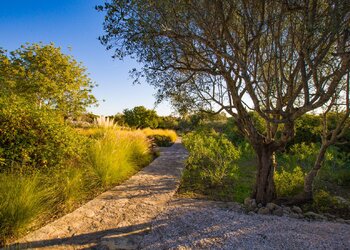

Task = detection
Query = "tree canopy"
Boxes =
[123,106,159,128]
[0,43,97,118]
[98,0,350,203]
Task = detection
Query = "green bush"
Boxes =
[319,147,350,186]
[0,96,86,172]
[312,190,350,219]
[148,135,173,147]
[275,166,305,197]
[182,130,240,189]
[278,142,319,172]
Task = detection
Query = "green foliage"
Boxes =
[290,114,322,146]
[149,135,173,147]
[278,143,319,172]
[158,116,179,130]
[278,143,350,188]
[182,130,240,189]
[312,190,350,219]
[123,106,159,128]
[222,117,245,144]
[318,147,350,186]
[274,166,305,197]
[0,43,96,118]
[177,112,228,132]
[0,96,86,171]
[50,167,87,212]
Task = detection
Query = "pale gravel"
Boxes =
[140,198,350,250]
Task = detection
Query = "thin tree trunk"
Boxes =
[253,144,277,204]
[303,144,328,201]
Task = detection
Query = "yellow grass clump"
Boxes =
[142,128,177,142]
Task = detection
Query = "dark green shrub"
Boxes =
[318,147,350,186]
[278,142,319,172]
[312,190,350,219]
[123,106,159,128]
[148,135,173,147]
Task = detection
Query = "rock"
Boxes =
[273,208,284,217]
[304,211,327,221]
[258,203,263,208]
[283,206,292,214]
[248,211,256,216]
[334,196,350,206]
[336,218,345,223]
[258,207,270,215]
[344,220,350,225]
[292,206,303,214]
[288,213,300,219]
[244,197,251,206]
[244,197,257,211]
[266,203,277,211]
[323,213,336,220]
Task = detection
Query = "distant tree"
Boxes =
[112,113,126,126]
[123,106,159,128]
[99,0,350,203]
[0,43,97,118]
[158,116,179,130]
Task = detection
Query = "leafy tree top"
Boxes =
[0,43,97,118]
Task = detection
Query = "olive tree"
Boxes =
[98,0,350,204]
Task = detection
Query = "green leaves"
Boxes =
[123,106,159,128]
[183,130,240,188]
[0,43,97,119]
[0,96,87,172]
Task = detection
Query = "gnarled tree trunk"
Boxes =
[253,144,277,204]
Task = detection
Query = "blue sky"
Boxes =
[0,0,173,116]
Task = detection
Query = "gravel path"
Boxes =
[8,140,188,250]
[141,198,350,250]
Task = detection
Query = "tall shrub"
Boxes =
[183,130,240,188]
[0,96,86,172]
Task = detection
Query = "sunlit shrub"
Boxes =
[183,130,240,188]
[274,166,305,197]
[0,96,85,171]
[142,128,177,147]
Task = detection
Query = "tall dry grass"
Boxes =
[87,129,152,187]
